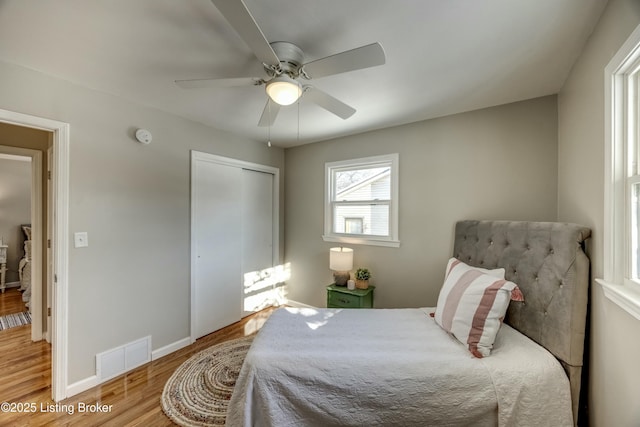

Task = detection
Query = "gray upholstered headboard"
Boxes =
[453,220,591,422]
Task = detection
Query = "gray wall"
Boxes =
[0,60,285,384]
[0,157,31,283]
[557,0,640,425]
[284,96,558,308]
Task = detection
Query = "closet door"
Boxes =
[241,169,274,315]
[191,152,278,340]
[192,159,242,339]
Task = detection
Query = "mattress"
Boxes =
[227,307,573,427]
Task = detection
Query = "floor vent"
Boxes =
[96,336,151,382]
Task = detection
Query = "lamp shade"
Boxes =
[266,75,302,106]
[329,247,353,271]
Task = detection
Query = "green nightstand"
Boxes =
[326,284,375,308]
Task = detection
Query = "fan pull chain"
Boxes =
[297,97,300,145]
[267,100,272,148]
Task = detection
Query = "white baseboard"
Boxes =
[66,375,99,398]
[285,299,317,309]
[64,336,191,399]
[66,316,289,400]
[152,337,190,361]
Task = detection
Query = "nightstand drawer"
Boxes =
[328,290,361,308]
[326,284,374,308]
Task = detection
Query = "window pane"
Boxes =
[632,182,640,280]
[324,153,399,246]
[334,204,389,236]
[334,167,390,201]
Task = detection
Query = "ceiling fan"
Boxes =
[175,0,386,127]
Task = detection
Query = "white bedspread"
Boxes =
[227,307,572,427]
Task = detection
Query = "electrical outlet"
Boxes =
[74,232,89,248]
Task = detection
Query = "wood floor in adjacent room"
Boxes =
[0,291,276,426]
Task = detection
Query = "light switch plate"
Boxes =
[74,232,89,248]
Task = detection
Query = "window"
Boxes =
[623,65,640,286]
[323,154,399,247]
[599,23,640,320]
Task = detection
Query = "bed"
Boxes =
[227,220,591,426]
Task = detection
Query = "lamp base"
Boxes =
[333,271,350,286]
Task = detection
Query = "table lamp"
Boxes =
[330,247,353,286]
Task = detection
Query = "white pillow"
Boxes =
[470,265,505,279]
[434,258,522,358]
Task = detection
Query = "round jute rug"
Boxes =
[161,336,254,426]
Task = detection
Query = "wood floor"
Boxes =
[0,291,276,426]
[0,287,28,317]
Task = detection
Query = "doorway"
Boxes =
[0,109,69,402]
[190,151,280,341]
[0,146,43,344]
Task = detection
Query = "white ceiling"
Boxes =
[0,0,607,148]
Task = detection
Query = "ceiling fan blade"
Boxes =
[211,0,280,67]
[258,99,281,127]
[175,77,258,89]
[302,42,386,79]
[303,86,356,119]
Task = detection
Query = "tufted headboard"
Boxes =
[453,220,591,422]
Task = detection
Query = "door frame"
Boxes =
[47,146,53,342]
[190,150,279,343]
[0,109,69,402]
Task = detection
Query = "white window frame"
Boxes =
[598,23,640,321]
[323,153,400,247]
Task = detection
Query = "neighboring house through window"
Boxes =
[323,153,399,247]
[345,217,364,234]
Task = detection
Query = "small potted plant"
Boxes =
[355,268,371,290]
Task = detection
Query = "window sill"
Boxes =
[596,278,640,321]
[322,235,400,248]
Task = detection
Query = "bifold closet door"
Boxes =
[193,160,242,339]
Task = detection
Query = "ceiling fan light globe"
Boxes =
[266,77,302,106]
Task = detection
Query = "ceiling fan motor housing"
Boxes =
[269,41,304,77]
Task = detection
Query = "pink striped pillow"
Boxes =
[434,258,523,358]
